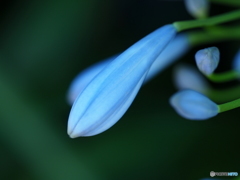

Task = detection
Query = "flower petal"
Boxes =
[145,33,189,81]
[66,55,117,105]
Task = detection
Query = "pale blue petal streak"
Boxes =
[67,34,189,105]
[66,55,118,104]
[145,33,189,81]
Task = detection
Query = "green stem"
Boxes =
[207,86,240,103]
[218,98,240,113]
[207,70,239,82]
[210,0,240,6]
[188,25,240,46]
[173,9,240,32]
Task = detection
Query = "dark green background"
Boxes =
[0,0,239,179]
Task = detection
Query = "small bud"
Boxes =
[195,47,220,75]
[170,89,219,120]
[184,0,210,19]
[232,49,240,72]
[173,64,209,94]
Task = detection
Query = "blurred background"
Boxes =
[0,0,239,179]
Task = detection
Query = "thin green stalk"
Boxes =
[207,71,239,82]
[188,25,240,46]
[173,9,240,32]
[207,86,240,103]
[218,98,240,113]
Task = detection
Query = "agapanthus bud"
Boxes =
[232,49,240,72]
[170,89,219,120]
[184,0,209,19]
[173,64,210,93]
[68,24,177,137]
[195,47,220,75]
[67,34,189,105]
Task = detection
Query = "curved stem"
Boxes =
[207,71,239,82]
[173,9,240,32]
[188,25,240,46]
[207,86,240,103]
[218,98,240,113]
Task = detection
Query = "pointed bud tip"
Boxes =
[68,128,85,138]
[69,134,78,139]
[67,128,77,138]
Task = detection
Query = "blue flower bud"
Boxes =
[195,47,220,75]
[170,90,219,120]
[68,24,177,137]
[232,49,240,72]
[66,55,117,105]
[67,34,189,105]
[184,0,209,19]
[173,64,210,94]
